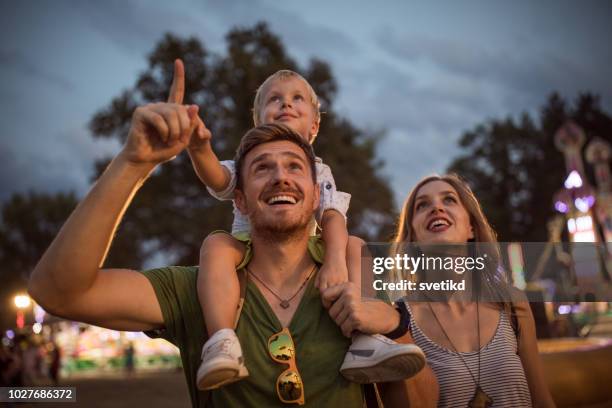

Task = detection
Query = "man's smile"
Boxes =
[261,187,303,209]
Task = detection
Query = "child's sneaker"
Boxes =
[340,333,425,383]
[196,328,249,390]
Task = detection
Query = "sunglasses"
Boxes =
[267,327,305,405]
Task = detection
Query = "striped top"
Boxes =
[407,304,532,408]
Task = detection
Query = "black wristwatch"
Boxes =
[383,300,410,340]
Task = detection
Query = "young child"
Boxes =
[187,70,424,390]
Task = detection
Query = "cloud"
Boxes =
[339,61,493,136]
[330,61,487,206]
[0,126,120,202]
[374,27,612,110]
[71,0,218,55]
[185,0,361,63]
[0,49,74,92]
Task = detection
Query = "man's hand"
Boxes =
[321,282,399,337]
[119,59,200,166]
[165,58,212,154]
[316,256,349,291]
[188,115,213,153]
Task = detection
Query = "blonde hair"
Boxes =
[252,70,321,140]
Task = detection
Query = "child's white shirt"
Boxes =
[207,157,351,234]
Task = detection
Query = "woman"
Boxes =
[393,174,555,408]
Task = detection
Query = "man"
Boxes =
[29,60,437,407]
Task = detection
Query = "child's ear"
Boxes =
[235,189,248,214]
[310,118,320,142]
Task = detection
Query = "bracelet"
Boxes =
[383,300,410,340]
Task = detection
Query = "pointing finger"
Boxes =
[167,59,185,104]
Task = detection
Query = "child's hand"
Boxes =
[316,257,349,292]
[187,116,212,153]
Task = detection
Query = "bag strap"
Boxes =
[364,384,381,408]
[233,268,248,329]
[509,302,520,345]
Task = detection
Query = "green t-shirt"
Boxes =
[142,236,364,407]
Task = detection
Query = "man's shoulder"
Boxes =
[307,235,325,264]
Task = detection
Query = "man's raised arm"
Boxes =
[28,60,198,331]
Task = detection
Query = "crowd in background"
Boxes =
[0,335,61,386]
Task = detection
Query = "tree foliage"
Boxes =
[89,22,396,267]
[0,192,78,279]
[448,93,612,242]
[0,192,78,330]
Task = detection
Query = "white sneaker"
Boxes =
[340,333,425,383]
[196,328,249,390]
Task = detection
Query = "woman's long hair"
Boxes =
[392,173,513,303]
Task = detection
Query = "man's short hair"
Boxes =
[234,123,317,190]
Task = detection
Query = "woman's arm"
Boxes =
[378,329,439,408]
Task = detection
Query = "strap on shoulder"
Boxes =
[510,302,520,342]
[233,269,248,329]
[364,384,382,408]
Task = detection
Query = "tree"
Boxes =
[89,22,396,268]
[448,92,612,242]
[0,192,78,331]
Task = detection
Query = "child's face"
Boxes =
[259,77,319,143]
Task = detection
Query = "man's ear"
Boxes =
[312,182,320,212]
[235,189,248,214]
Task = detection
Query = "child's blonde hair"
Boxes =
[252,70,321,140]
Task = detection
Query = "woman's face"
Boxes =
[410,180,474,244]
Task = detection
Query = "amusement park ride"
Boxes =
[523,121,612,338]
[511,122,612,407]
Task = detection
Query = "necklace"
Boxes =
[247,264,317,309]
[427,302,493,408]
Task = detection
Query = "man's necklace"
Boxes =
[246,265,317,309]
[427,302,493,408]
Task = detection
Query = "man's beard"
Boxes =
[247,184,314,243]
[251,209,313,243]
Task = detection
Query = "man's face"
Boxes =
[235,140,319,240]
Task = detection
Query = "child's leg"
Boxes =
[196,232,247,390]
[197,233,245,335]
[342,236,426,384]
